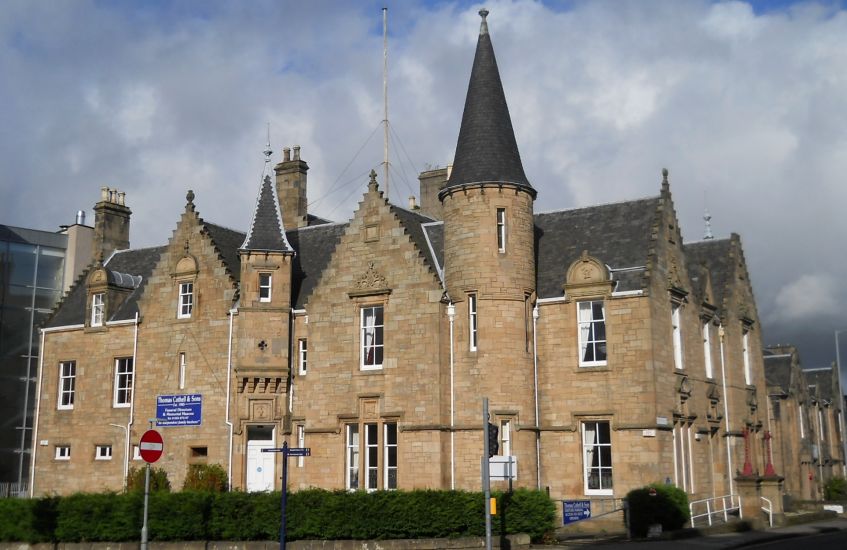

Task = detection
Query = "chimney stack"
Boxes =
[274,145,309,229]
[93,186,131,261]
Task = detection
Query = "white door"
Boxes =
[246,439,275,492]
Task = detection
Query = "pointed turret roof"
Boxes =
[240,175,294,253]
[442,9,534,196]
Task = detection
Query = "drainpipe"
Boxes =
[447,302,456,490]
[125,312,140,488]
[225,308,237,491]
[719,324,734,495]
[532,304,541,490]
[29,329,47,497]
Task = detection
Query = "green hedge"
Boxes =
[626,483,690,538]
[0,488,554,543]
[824,476,847,501]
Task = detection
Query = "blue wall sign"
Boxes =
[562,500,591,524]
[156,394,202,426]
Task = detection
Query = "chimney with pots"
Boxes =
[274,145,309,229]
[93,187,131,261]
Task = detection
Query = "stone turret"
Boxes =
[440,9,538,487]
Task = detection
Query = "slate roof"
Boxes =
[420,197,660,299]
[287,222,347,309]
[390,205,439,278]
[240,176,293,253]
[806,369,835,401]
[444,10,532,195]
[685,239,733,312]
[46,246,166,328]
[534,198,659,298]
[764,354,793,394]
[204,222,246,282]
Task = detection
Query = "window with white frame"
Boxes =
[113,357,133,407]
[298,339,308,375]
[672,303,683,369]
[346,424,360,490]
[582,420,613,495]
[95,445,112,460]
[496,208,506,253]
[469,293,478,352]
[178,282,193,319]
[297,424,306,468]
[259,273,272,302]
[703,321,713,379]
[57,361,76,409]
[346,420,398,491]
[578,301,607,366]
[500,419,512,456]
[742,329,751,385]
[178,352,186,389]
[91,293,104,327]
[361,306,384,370]
[55,446,70,460]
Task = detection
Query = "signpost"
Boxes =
[262,441,310,550]
[562,500,592,525]
[139,427,163,550]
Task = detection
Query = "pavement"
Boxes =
[529,516,847,549]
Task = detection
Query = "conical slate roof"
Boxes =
[240,175,293,253]
[443,9,533,195]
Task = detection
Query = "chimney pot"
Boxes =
[293,145,300,161]
[76,210,85,225]
[409,196,416,209]
[283,147,291,162]
[101,187,109,201]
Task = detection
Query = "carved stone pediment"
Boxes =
[355,261,387,290]
[564,251,613,298]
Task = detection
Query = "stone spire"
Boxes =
[441,9,533,196]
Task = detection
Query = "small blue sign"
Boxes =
[156,394,202,426]
[562,500,591,524]
[287,447,311,457]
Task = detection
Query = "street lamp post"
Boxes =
[836,331,847,477]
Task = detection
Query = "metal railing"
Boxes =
[689,494,742,527]
[761,496,773,527]
[0,482,28,498]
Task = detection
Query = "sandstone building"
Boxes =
[31,11,837,521]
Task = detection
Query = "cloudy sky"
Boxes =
[2,0,846,376]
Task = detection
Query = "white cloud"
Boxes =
[771,274,840,322]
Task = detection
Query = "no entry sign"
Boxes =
[139,429,163,463]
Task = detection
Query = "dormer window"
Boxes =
[91,293,105,327]
[178,282,194,319]
[259,273,272,302]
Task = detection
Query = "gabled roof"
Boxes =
[240,175,293,254]
[390,205,440,280]
[764,354,793,394]
[443,10,532,195]
[805,368,835,402]
[287,222,347,309]
[46,246,166,328]
[204,222,246,283]
[684,238,733,313]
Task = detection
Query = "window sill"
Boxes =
[359,367,384,374]
[576,365,610,373]
[113,403,131,409]
[57,406,74,411]
[585,489,613,496]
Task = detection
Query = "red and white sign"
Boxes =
[139,429,163,463]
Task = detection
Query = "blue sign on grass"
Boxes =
[562,500,591,524]
[156,394,202,426]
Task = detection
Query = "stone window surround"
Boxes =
[344,419,398,491]
[57,360,76,410]
[178,281,194,319]
[259,272,272,303]
[577,300,607,367]
[496,207,506,253]
[581,418,613,496]
[54,445,70,460]
[468,292,478,352]
[298,338,307,375]
[113,357,133,408]
[95,445,113,460]
[91,292,105,327]
[360,304,385,371]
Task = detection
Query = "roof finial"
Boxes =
[661,168,669,192]
[263,123,272,165]
[479,8,489,35]
[703,208,714,240]
[186,189,195,212]
[368,169,379,191]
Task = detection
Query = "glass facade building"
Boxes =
[0,226,67,486]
